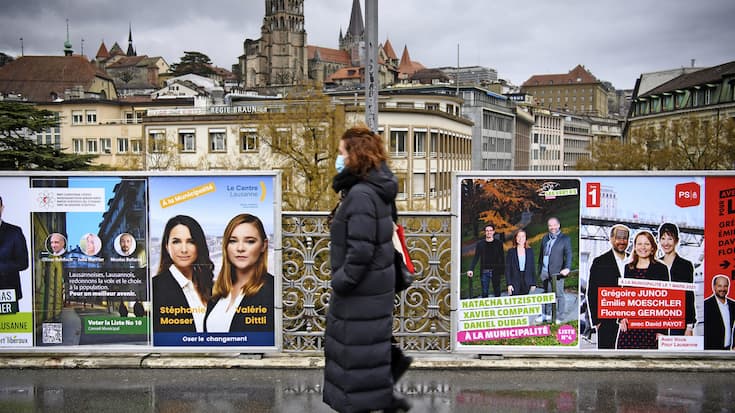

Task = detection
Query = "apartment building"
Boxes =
[521,65,609,116]
[529,108,564,171]
[331,86,473,211]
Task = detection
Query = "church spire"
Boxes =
[347,0,364,37]
[64,18,73,56]
[126,22,136,56]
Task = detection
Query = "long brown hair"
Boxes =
[628,231,658,269]
[157,215,213,303]
[341,125,387,177]
[513,229,529,248]
[212,213,269,300]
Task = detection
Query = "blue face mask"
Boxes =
[335,155,345,173]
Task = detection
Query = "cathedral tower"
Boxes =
[241,0,308,88]
[339,0,364,66]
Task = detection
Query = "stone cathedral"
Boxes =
[239,0,309,88]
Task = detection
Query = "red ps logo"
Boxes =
[675,182,700,208]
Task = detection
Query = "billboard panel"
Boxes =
[454,173,735,354]
[579,176,704,351]
[0,177,33,348]
[148,175,280,350]
[455,177,581,350]
[30,176,149,347]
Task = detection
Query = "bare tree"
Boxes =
[258,82,344,210]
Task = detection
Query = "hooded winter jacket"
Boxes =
[323,162,398,413]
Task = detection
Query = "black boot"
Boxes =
[384,393,412,412]
[391,343,413,382]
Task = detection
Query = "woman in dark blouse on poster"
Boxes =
[153,215,214,334]
[505,229,537,296]
[616,231,670,350]
[658,222,696,336]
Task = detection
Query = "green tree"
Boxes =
[577,115,735,170]
[0,102,95,170]
[259,82,343,211]
[170,51,215,77]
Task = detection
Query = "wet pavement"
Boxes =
[0,367,732,412]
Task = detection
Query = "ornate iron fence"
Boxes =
[281,212,453,353]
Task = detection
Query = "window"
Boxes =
[676,93,684,108]
[125,112,134,124]
[73,138,83,153]
[35,116,61,149]
[178,130,196,152]
[72,111,84,125]
[412,172,425,198]
[209,129,226,152]
[430,132,438,156]
[425,102,439,111]
[86,111,97,124]
[131,139,142,153]
[117,138,129,153]
[100,138,112,154]
[272,128,291,149]
[390,129,407,155]
[149,130,165,153]
[396,173,407,200]
[413,130,426,157]
[704,88,712,105]
[86,138,98,153]
[240,129,258,152]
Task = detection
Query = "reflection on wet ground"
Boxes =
[0,368,732,412]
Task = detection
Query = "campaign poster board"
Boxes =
[579,176,704,352]
[0,177,33,347]
[148,174,281,351]
[453,172,735,354]
[453,176,581,351]
[30,176,149,347]
[704,176,735,351]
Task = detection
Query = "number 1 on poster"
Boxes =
[586,182,601,208]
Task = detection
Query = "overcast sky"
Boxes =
[1,0,734,90]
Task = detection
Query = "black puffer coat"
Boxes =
[323,163,398,413]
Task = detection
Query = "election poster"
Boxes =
[0,177,33,348]
[703,176,735,351]
[30,176,149,347]
[579,176,705,351]
[455,177,581,350]
[148,174,280,350]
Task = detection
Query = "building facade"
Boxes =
[239,0,309,88]
[457,87,515,170]
[437,65,498,87]
[513,105,534,171]
[35,98,192,169]
[331,87,473,211]
[521,65,609,116]
[625,60,735,168]
[562,115,592,170]
[529,108,564,171]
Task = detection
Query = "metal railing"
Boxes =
[281,212,453,353]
